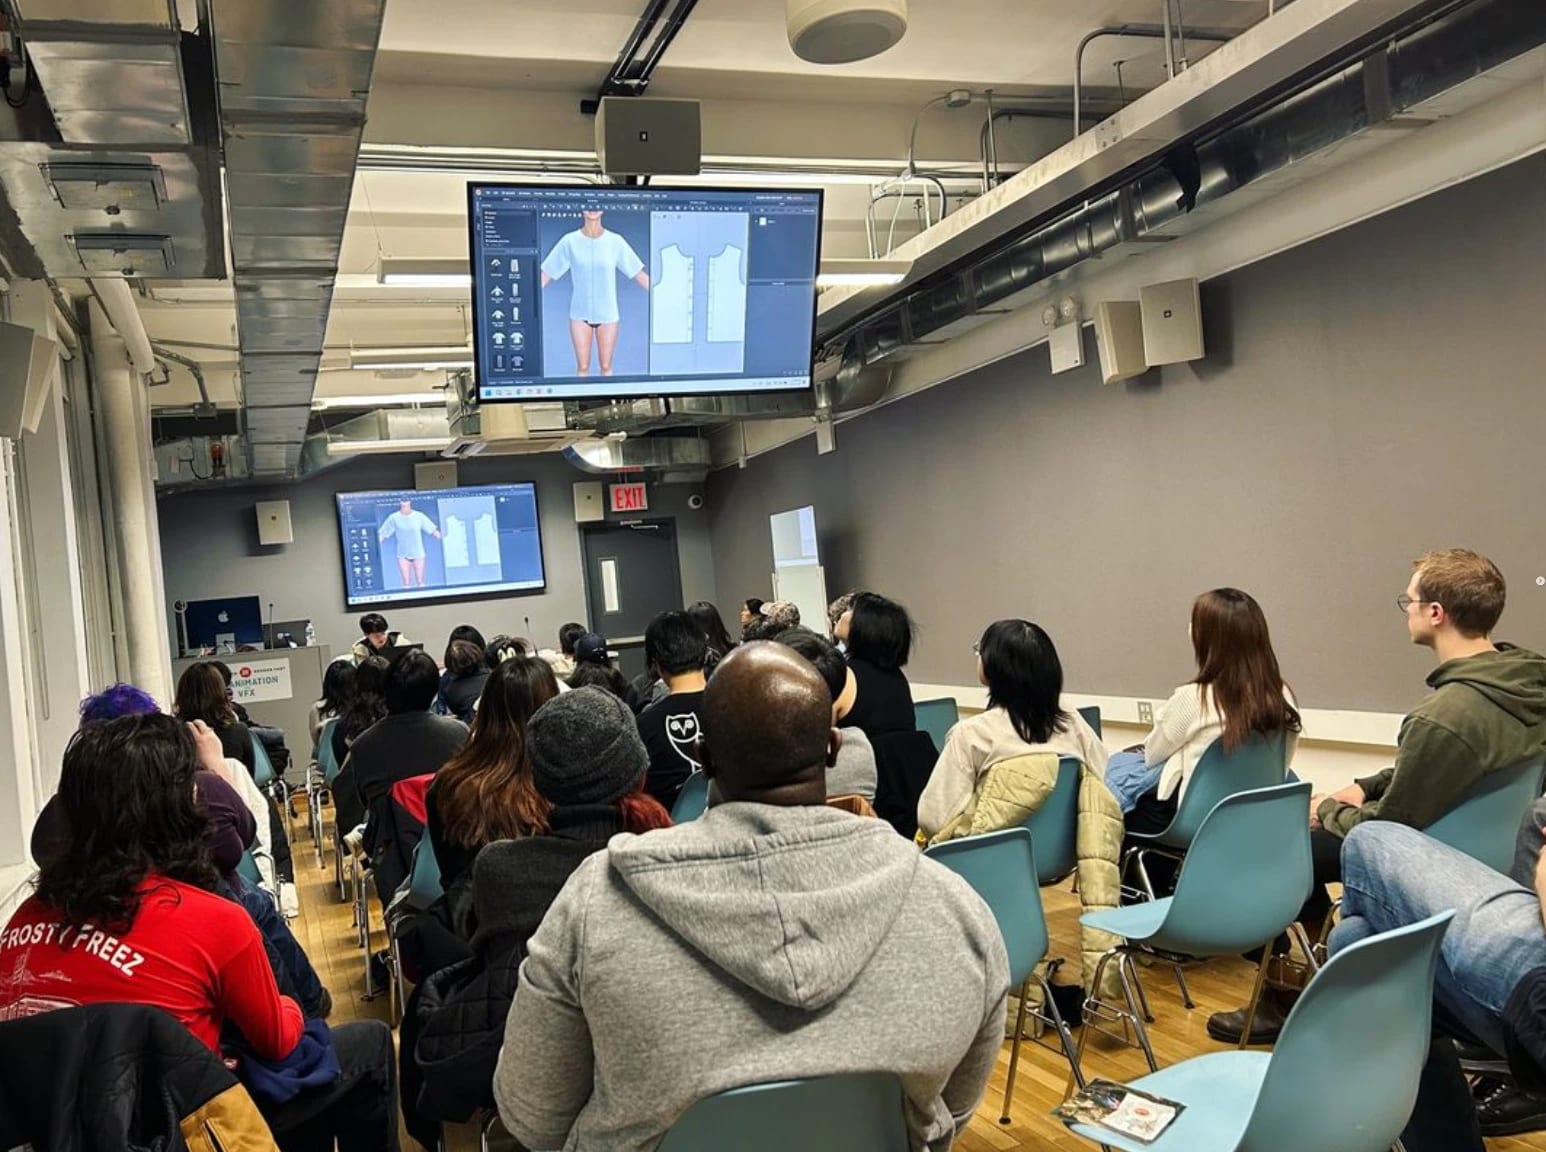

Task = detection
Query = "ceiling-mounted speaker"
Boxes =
[0,320,58,438]
[1094,301,1147,385]
[1141,278,1206,366]
[596,97,701,177]
[786,0,908,64]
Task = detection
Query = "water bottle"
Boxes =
[304,621,317,647]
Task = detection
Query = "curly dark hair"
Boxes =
[341,654,390,743]
[35,714,219,933]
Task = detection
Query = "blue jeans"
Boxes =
[1329,822,1546,1056]
[236,878,326,1016]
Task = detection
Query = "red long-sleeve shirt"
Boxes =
[0,876,303,1059]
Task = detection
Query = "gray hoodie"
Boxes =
[494,803,1009,1152]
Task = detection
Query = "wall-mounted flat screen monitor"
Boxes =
[467,182,823,403]
[336,483,545,608]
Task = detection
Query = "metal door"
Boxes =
[579,518,682,680]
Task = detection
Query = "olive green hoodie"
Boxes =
[1318,644,1546,837]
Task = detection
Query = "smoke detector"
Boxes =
[786,0,908,65]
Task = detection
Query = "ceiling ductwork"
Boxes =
[815,0,1546,369]
[563,436,712,481]
[209,0,388,477]
[0,2,223,280]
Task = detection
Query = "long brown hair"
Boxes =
[435,656,559,849]
[174,662,235,729]
[1191,588,1301,751]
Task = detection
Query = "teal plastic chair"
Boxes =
[1124,732,1288,900]
[318,718,341,785]
[251,735,276,788]
[672,771,711,823]
[914,697,960,754]
[1080,782,1315,1071]
[656,1074,909,1152]
[1077,705,1102,738]
[1067,911,1453,1152]
[235,850,262,888]
[926,827,1085,1122]
[387,836,446,1024]
[1424,756,1546,874]
[1020,756,1080,884]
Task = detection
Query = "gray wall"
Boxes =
[707,156,1546,713]
[159,453,715,659]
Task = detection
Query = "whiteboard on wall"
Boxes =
[772,564,829,636]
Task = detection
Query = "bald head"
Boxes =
[701,642,835,804]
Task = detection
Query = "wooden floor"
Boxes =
[286,799,1546,1151]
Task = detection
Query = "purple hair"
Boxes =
[79,683,161,726]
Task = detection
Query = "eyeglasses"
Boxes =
[1396,596,1437,613]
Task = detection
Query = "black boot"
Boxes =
[1206,985,1296,1045]
[1475,1078,1546,1137]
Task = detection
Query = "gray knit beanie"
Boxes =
[527,686,648,805]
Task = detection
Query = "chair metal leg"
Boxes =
[389,929,405,1026]
[1032,971,1086,1092]
[1239,944,1275,1050]
[480,1111,500,1152]
[1314,898,1341,965]
[1168,959,1194,1010]
[1072,951,1119,1093]
[1288,921,1323,974]
[1000,977,1031,1124]
[1117,952,1159,1072]
[1133,850,1159,901]
[1131,957,1154,1022]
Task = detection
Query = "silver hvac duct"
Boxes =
[562,437,712,475]
[209,0,388,477]
[827,0,1546,368]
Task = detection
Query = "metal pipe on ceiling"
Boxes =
[151,344,211,407]
[1072,24,1235,136]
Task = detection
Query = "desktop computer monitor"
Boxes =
[183,595,265,654]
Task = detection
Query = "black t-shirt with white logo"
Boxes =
[637,690,705,809]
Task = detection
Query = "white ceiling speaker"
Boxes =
[786,0,908,64]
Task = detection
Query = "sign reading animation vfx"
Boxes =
[231,658,293,703]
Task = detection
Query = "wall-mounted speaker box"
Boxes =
[255,500,294,546]
[573,481,605,524]
[596,97,702,177]
[415,460,458,490]
[1141,278,1206,366]
[1048,321,1086,375]
[0,319,59,438]
[1094,301,1147,384]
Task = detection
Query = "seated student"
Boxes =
[351,612,411,663]
[741,599,800,642]
[0,715,398,1152]
[405,686,672,1147]
[309,658,354,758]
[484,634,529,668]
[1120,588,1300,836]
[436,638,490,724]
[329,654,389,842]
[919,619,1110,840]
[426,655,560,894]
[494,644,1008,1152]
[346,651,468,816]
[827,591,855,645]
[836,592,918,739]
[33,685,332,1020]
[834,592,937,836]
[687,601,737,673]
[635,611,710,808]
[736,597,764,639]
[175,661,256,774]
[1212,549,1546,1043]
[1329,815,1546,1150]
[773,627,877,800]
[539,622,587,680]
[570,632,643,712]
[208,661,288,766]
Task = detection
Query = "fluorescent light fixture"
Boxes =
[326,436,452,456]
[816,258,911,287]
[349,346,473,371]
[377,259,472,287]
[312,391,446,410]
